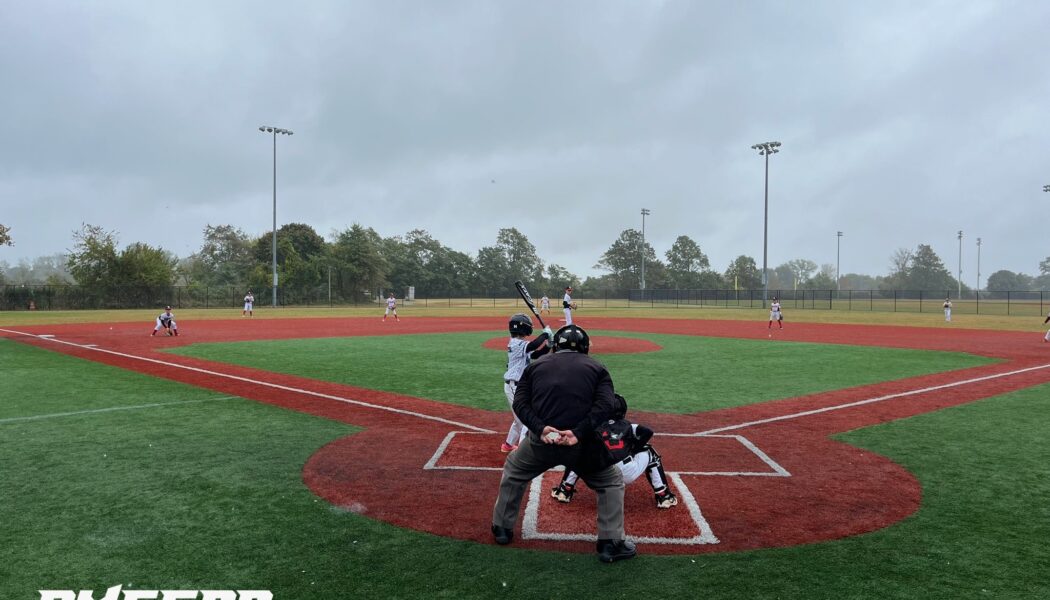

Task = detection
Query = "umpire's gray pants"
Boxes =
[492,433,625,540]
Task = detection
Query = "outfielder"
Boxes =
[500,314,552,453]
[768,297,783,330]
[943,298,952,322]
[1043,311,1049,343]
[551,394,678,509]
[383,293,400,322]
[243,290,255,317]
[151,306,178,336]
[562,286,575,325]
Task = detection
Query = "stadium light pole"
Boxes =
[957,230,963,298]
[258,125,293,308]
[976,237,982,292]
[751,141,781,307]
[836,231,843,291]
[640,208,650,290]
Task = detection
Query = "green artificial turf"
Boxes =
[2,338,1048,599]
[166,331,995,414]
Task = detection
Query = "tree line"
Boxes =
[1,221,1049,296]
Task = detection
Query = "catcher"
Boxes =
[551,394,678,509]
[151,306,179,337]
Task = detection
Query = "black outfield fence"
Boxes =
[2,284,1046,317]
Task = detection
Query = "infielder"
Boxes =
[943,298,952,322]
[383,293,400,322]
[551,394,678,509]
[768,297,783,330]
[500,314,552,453]
[151,306,179,336]
[539,295,551,316]
[242,290,254,317]
[562,286,575,325]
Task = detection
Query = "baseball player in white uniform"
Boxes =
[562,286,575,325]
[383,293,400,322]
[242,291,254,317]
[501,314,552,452]
[1043,311,1049,343]
[943,298,952,322]
[151,306,178,336]
[552,394,678,509]
[540,295,551,316]
[768,297,783,330]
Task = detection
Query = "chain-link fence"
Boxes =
[2,284,1047,316]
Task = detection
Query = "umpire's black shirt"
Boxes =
[512,350,617,442]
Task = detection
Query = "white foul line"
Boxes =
[696,362,1050,436]
[0,396,237,425]
[0,328,494,434]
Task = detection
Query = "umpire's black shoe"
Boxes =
[597,539,637,563]
[491,524,513,545]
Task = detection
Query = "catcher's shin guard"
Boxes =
[643,445,670,492]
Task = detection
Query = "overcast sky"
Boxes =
[2,1,1048,284]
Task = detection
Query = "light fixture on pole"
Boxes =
[640,208,650,290]
[751,141,781,307]
[956,230,963,298]
[258,125,294,308]
[1044,185,1050,193]
[976,237,982,292]
[836,231,843,291]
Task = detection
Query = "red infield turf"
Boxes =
[3,316,1049,555]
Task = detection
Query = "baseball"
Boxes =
[546,431,560,441]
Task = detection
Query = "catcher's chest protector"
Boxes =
[597,419,634,463]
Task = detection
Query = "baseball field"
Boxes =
[2,306,1049,599]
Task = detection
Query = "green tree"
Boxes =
[785,259,818,285]
[881,248,914,291]
[594,229,662,289]
[251,223,328,298]
[840,273,879,290]
[905,244,955,291]
[986,270,1032,292]
[331,224,388,301]
[545,264,579,291]
[0,224,12,246]
[186,225,254,287]
[802,264,837,290]
[664,235,710,289]
[115,243,179,287]
[474,228,544,293]
[66,224,120,293]
[381,230,471,296]
[724,255,760,289]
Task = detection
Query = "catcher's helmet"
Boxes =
[553,324,589,354]
[612,393,628,420]
[509,313,533,336]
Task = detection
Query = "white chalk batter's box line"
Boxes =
[423,430,790,546]
[423,430,791,477]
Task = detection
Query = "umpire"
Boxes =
[490,324,636,563]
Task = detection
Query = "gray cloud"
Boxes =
[2,0,1048,282]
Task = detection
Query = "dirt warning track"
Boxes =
[4,316,1049,554]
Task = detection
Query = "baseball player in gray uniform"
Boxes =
[500,314,552,452]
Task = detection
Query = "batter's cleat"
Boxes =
[500,442,517,453]
[654,489,678,509]
[551,482,575,503]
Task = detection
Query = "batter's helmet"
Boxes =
[509,313,533,336]
[553,324,589,354]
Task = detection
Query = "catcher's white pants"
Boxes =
[564,450,659,487]
[504,381,526,446]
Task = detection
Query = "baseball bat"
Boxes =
[514,280,547,330]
